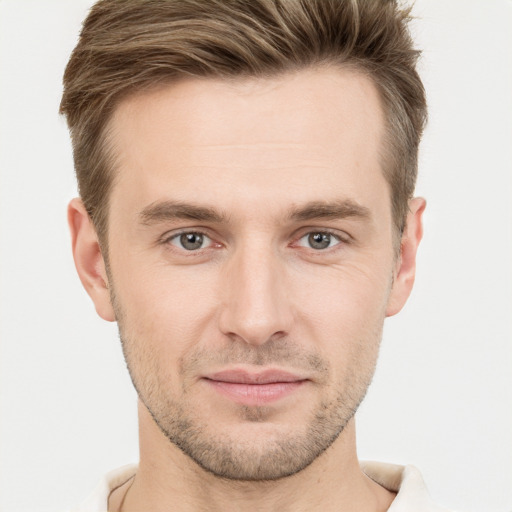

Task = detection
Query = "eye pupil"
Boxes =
[308,232,331,249]
[180,233,204,250]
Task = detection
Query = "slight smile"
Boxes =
[203,369,309,406]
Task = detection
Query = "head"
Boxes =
[63,0,426,481]
[61,0,426,249]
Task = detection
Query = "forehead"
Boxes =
[107,67,388,222]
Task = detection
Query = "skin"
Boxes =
[69,67,425,511]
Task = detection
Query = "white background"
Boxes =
[0,1,511,511]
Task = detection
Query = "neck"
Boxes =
[111,401,394,512]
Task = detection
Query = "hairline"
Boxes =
[94,62,405,257]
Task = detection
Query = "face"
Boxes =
[71,67,422,481]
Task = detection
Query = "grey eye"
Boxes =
[170,232,209,251]
[309,232,331,249]
[297,232,341,250]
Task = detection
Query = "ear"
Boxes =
[68,198,116,322]
[386,197,426,317]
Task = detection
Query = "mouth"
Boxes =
[202,369,308,406]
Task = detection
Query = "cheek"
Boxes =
[111,241,394,366]
[112,259,220,352]
[112,263,225,402]
[292,262,392,357]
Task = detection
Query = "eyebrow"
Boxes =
[138,198,370,226]
[139,200,228,225]
[287,199,371,222]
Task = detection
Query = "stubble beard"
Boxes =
[116,323,380,482]
[107,263,381,482]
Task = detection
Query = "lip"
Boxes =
[203,369,308,406]
[206,368,306,384]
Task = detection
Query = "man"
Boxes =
[61,1,449,510]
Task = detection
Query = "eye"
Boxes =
[169,232,211,251]
[297,231,342,250]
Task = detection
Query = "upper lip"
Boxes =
[204,368,307,385]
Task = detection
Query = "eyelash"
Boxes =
[162,230,217,252]
[294,230,345,250]
[160,228,351,254]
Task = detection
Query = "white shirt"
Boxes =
[73,461,454,511]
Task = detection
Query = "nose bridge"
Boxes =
[219,237,292,345]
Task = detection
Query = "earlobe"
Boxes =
[386,197,426,317]
[68,198,116,322]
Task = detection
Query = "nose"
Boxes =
[218,242,294,346]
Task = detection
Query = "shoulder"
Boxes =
[361,461,458,512]
[71,463,138,512]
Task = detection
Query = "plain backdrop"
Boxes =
[0,1,511,511]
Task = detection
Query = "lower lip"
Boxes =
[204,379,306,406]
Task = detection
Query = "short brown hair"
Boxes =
[60,0,427,246]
